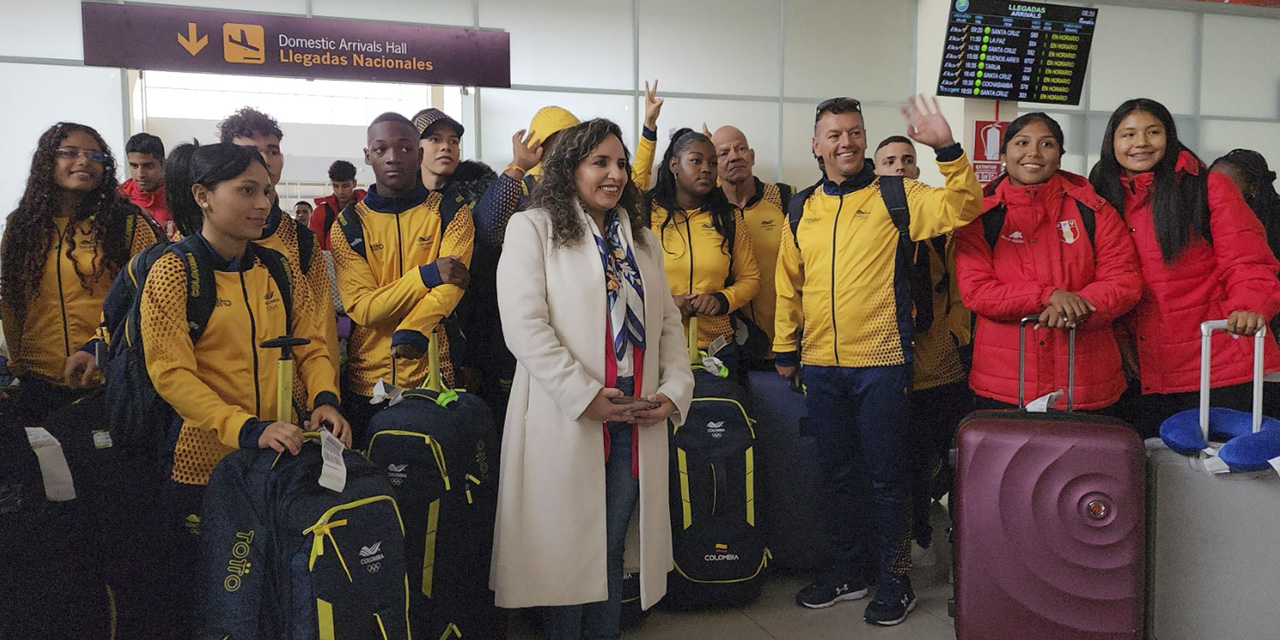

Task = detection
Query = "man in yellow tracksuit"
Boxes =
[874,135,975,568]
[330,112,474,444]
[775,96,982,625]
[710,125,794,364]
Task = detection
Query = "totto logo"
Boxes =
[224,529,254,592]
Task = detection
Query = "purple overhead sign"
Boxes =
[81,3,511,87]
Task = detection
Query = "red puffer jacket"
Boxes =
[1118,151,1280,394]
[955,171,1141,409]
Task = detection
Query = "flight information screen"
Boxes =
[936,0,1098,105]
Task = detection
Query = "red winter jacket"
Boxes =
[1116,151,1280,394]
[955,171,1141,409]
[309,189,366,251]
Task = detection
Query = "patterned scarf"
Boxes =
[589,209,646,360]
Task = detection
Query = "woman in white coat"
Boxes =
[492,118,695,639]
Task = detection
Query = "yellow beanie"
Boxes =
[528,106,579,146]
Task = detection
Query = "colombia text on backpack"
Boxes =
[666,316,769,608]
[365,335,504,639]
[199,431,411,639]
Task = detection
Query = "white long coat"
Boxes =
[490,205,694,610]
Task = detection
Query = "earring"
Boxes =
[200,202,209,208]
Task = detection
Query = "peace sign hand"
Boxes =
[644,79,664,130]
[901,94,957,150]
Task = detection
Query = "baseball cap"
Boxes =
[412,108,465,138]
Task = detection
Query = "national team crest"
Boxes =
[1059,220,1080,244]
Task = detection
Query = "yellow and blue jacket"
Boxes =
[140,235,339,485]
[330,183,474,396]
[774,147,982,369]
[737,178,794,348]
[650,204,761,348]
[911,235,971,390]
[0,206,162,385]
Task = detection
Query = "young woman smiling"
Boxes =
[645,128,760,380]
[955,112,1141,411]
[1,122,162,421]
[1090,98,1280,436]
[140,142,348,635]
[491,118,693,640]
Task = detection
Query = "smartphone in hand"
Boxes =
[610,396,659,410]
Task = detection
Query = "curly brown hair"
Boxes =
[2,122,130,324]
[530,118,645,249]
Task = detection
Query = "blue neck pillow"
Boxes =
[1161,408,1280,472]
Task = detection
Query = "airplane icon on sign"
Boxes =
[223,23,265,64]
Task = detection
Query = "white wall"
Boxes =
[6,0,1280,218]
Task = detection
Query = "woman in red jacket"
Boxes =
[956,112,1141,411]
[1089,98,1280,437]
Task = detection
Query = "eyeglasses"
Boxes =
[815,97,862,121]
[56,147,110,164]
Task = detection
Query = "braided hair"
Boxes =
[1212,149,1280,261]
[645,128,736,256]
[2,122,130,324]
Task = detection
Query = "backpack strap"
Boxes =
[879,176,936,334]
[879,175,910,236]
[786,183,820,247]
[984,201,1097,249]
[295,222,317,276]
[251,244,296,335]
[1076,199,1096,248]
[167,239,218,344]
[336,202,367,260]
[983,205,1007,250]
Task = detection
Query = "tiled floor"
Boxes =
[509,506,958,640]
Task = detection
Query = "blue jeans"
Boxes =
[543,378,640,640]
[804,365,914,584]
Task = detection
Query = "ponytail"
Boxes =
[165,141,267,237]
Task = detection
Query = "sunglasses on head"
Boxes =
[56,147,110,164]
[815,97,862,121]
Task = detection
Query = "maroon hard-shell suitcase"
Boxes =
[953,318,1144,640]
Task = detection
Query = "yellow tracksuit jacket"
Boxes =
[0,208,162,384]
[330,184,474,396]
[911,235,972,390]
[650,204,761,348]
[140,240,338,485]
[255,204,339,388]
[774,152,982,368]
[737,179,793,347]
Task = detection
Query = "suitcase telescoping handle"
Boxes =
[1198,320,1267,440]
[260,335,312,423]
[1018,315,1076,411]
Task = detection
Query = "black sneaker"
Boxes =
[863,575,917,626]
[795,578,868,609]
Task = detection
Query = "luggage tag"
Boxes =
[701,355,729,378]
[707,335,729,357]
[318,429,348,493]
[25,427,76,501]
[1025,390,1063,413]
[370,379,405,407]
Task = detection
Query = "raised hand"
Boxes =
[644,79,664,130]
[901,94,957,150]
[511,129,544,172]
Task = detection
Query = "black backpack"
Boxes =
[667,317,770,608]
[199,432,411,639]
[102,236,294,463]
[365,337,503,640]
